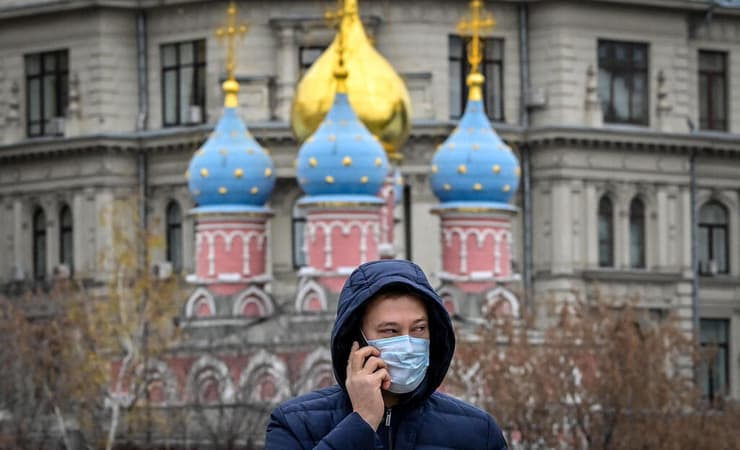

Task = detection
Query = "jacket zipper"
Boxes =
[385,408,392,450]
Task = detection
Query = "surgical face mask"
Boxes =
[363,332,430,394]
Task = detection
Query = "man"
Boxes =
[265,259,507,449]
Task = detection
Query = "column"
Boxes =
[551,180,572,274]
[275,25,297,122]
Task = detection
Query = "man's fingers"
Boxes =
[348,343,379,372]
[372,368,391,386]
[361,356,387,374]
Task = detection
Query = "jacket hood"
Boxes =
[330,260,455,403]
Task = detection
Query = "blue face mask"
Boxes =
[363,332,430,394]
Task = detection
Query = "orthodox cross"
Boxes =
[216,1,248,82]
[457,0,496,75]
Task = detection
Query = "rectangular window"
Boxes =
[449,35,504,121]
[699,50,727,131]
[25,50,68,137]
[161,40,206,127]
[699,319,730,400]
[299,46,326,77]
[598,40,649,125]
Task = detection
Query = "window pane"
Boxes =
[449,61,462,118]
[163,70,177,125]
[699,73,709,129]
[180,42,194,66]
[195,40,206,64]
[631,74,647,122]
[598,68,611,116]
[162,44,177,67]
[487,63,502,120]
[44,52,57,72]
[180,66,194,121]
[449,35,463,59]
[700,202,727,225]
[59,51,68,71]
[698,226,710,272]
[196,67,206,110]
[293,220,306,267]
[28,78,41,123]
[711,76,726,122]
[43,75,58,124]
[713,228,727,273]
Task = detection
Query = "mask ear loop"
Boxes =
[359,329,370,346]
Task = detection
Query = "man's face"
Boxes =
[361,294,430,341]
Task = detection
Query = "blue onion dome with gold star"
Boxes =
[430,73,520,211]
[186,79,276,213]
[296,52,388,205]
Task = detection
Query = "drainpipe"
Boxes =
[136,10,149,249]
[690,150,700,353]
[518,2,534,310]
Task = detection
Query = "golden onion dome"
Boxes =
[291,0,411,161]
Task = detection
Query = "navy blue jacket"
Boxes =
[265,260,508,450]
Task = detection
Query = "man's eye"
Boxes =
[381,329,396,334]
[413,326,426,332]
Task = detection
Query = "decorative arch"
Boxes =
[294,278,327,312]
[483,286,520,319]
[238,350,291,404]
[185,287,216,318]
[185,355,234,404]
[296,347,334,395]
[134,359,178,405]
[436,286,460,316]
[233,285,274,318]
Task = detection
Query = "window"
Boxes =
[59,205,73,273]
[598,40,648,125]
[292,201,307,268]
[699,51,727,131]
[33,208,47,279]
[698,201,729,275]
[449,35,504,121]
[25,50,68,137]
[598,195,614,267]
[166,201,183,272]
[299,46,326,77]
[629,197,645,269]
[699,319,730,400]
[161,40,206,127]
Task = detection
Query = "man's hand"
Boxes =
[345,341,391,430]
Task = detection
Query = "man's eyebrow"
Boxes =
[375,321,400,328]
[412,317,428,324]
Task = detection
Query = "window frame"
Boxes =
[699,318,730,400]
[629,197,646,269]
[161,39,207,127]
[449,35,505,122]
[298,46,326,78]
[598,195,615,268]
[33,207,47,280]
[698,50,728,131]
[165,201,183,272]
[292,200,307,270]
[25,49,69,137]
[597,39,649,126]
[698,201,730,275]
[59,204,73,274]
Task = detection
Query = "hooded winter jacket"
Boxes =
[265,260,508,450]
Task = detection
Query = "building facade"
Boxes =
[1,0,739,421]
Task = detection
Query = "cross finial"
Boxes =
[216,1,248,107]
[457,0,496,76]
[324,0,350,93]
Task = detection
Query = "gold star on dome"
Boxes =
[443,183,452,191]
[200,168,209,177]
[360,175,369,184]
[458,164,467,174]
[185,170,190,179]
[264,167,272,177]
[309,157,318,167]
[343,156,352,166]
[328,134,336,142]
[493,164,501,174]
[503,184,511,192]
[515,166,521,177]
[251,186,259,194]
[218,186,228,194]
[234,168,244,178]
[474,183,483,191]
[472,143,480,150]
[431,165,439,174]
[247,148,255,154]
[375,158,383,167]
[325,175,335,184]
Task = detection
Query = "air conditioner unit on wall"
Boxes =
[189,105,203,124]
[152,261,173,279]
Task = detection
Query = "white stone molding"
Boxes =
[238,349,291,403]
[185,355,235,403]
[296,347,333,395]
[483,286,520,318]
[134,359,179,405]
[185,287,216,318]
[436,285,460,315]
[232,285,274,317]
[294,278,328,312]
[307,218,380,269]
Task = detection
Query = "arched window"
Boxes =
[59,204,73,273]
[33,208,47,279]
[698,201,729,275]
[598,195,614,267]
[166,201,182,272]
[292,200,307,268]
[629,197,645,269]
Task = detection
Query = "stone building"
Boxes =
[1,1,739,433]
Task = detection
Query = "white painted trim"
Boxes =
[238,349,291,403]
[185,287,216,318]
[185,355,235,403]
[296,347,333,395]
[484,286,520,318]
[233,285,274,317]
[294,278,328,312]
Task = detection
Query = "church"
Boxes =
[1,0,739,445]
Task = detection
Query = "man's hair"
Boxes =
[370,282,424,304]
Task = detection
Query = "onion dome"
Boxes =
[291,0,411,161]
[430,73,520,211]
[296,91,388,205]
[187,104,275,213]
